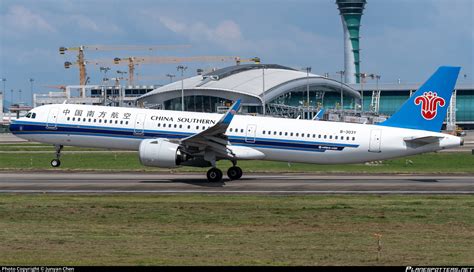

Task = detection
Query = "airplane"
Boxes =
[9,66,463,182]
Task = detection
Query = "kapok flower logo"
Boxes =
[414,91,446,120]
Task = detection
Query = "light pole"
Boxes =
[1,78,6,106]
[1,78,6,94]
[100,67,110,105]
[336,71,345,110]
[19,89,22,103]
[262,65,266,116]
[116,71,127,106]
[10,89,13,105]
[303,67,311,119]
[29,78,34,107]
[166,74,176,83]
[357,72,367,112]
[177,65,187,111]
[371,74,381,112]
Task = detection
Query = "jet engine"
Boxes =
[138,138,187,168]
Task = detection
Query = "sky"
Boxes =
[0,0,473,106]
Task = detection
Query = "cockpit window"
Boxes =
[25,112,36,119]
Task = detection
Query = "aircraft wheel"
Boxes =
[51,159,61,168]
[207,168,223,182]
[227,166,243,180]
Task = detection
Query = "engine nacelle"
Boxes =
[138,138,185,168]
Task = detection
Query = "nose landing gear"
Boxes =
[51,145,63,168]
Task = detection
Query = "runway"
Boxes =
[0,172,473,194]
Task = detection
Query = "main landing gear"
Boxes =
[206,163,243,182]
[51,145,63,168]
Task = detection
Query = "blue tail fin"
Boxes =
[379,66,460,132]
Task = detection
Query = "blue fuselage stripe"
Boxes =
[10,121,359,152]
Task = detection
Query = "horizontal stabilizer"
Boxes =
[403,135,443,145]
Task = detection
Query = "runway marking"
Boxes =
[0,190,473,194]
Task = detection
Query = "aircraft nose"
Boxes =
[9,120,19,134]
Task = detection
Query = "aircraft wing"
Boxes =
[403,135,444,145]
[179,99,262,160]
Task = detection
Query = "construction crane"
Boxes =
[59,44,191,86]
[113,56,241,86]
[235,57,260,65]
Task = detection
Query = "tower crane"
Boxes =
[113,56,241,86]
[59,44,191,86]
[235,57,260,65]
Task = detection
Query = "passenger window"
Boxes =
[187,125,190,129]
[94,119,97,123]
[273,131,277,135]
[312,134,315,138]
[88,118,91,122]
[318,135,321,138]
[329,135,333,139]
[174,124,177,128]
[202,126,205,130]
[115,120,118,124]
[346,136,349,140]
[196,126,199,130]
[241,129,244,133]
[279,132,282,136]
[285,132,288,136]
[67,117,70,121]
[301,134,304,138]
[290,133,293,136]
[120,121,123,125]
[157,123,161,127]
[324,135,327,139]
[335,136,338,140]
[168,124,172,128]
[126,121,129,125]
[72,117,76,121]
[179,125,182,128]
[262,130,265,134]
[98,119,101,123]
[352,137,355,141]
[296,133,299,137]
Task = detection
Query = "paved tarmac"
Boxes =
[0,172,472,194]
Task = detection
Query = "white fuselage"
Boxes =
[10,104,462,165]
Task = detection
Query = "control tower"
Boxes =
[336,0,367,84]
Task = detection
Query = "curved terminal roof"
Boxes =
[138,64,360,104]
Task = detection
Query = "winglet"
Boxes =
[313,108,325,120]
[221,99,241,125]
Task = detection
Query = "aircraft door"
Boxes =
[245,124,257,143]
[46,108,59,130]
[134,113,146,136]
[369,129,382,153]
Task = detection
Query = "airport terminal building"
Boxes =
[137,64,361,119]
